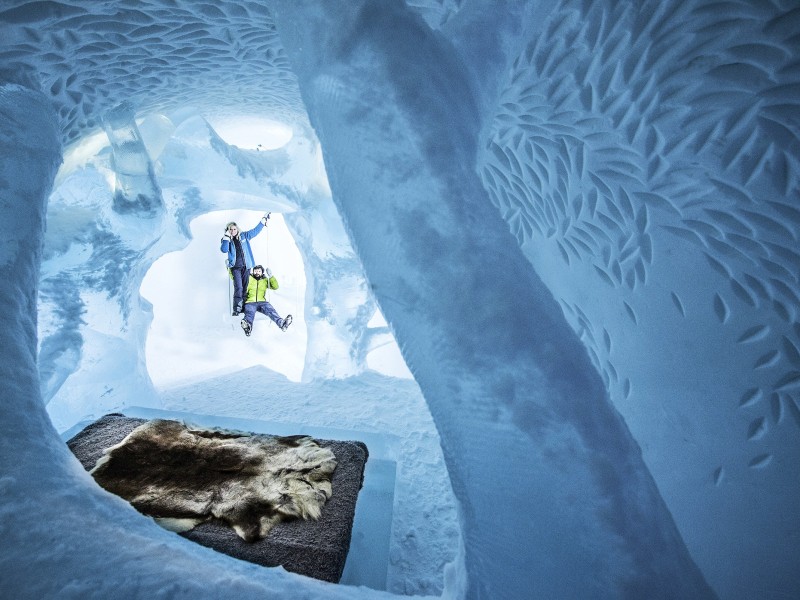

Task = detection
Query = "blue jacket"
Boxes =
[220,221,264,269]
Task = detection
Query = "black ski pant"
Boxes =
[231,266,249,312]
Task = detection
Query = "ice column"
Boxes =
[0,82,62,446]
[272,1,718,597]
[102,101,163,217]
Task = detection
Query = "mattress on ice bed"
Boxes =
[67,413,369,584]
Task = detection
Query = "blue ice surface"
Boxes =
[60,406,399,591]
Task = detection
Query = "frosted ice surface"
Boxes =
[102,100,163,215]
[1,0,798,599]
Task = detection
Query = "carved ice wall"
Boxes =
[0,1,305,142]
[477,2,800,598]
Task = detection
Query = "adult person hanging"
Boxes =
[221,213,271,316]
[239,265,292,337]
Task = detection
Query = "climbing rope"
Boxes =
[227,265,232,314]
[265,216,271,303]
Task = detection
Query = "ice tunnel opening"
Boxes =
[140,209,307,387]
[40,100,424,422]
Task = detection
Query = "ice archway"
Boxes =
[1,1,799,599]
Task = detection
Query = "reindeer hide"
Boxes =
[90,419,337,542]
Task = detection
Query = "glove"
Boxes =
[223,233,231,240]
[266,268,272,277]
[261,212,271,225]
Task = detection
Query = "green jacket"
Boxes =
[245,274,279,303]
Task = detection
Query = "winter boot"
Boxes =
[240,319,252,337]
[279,314,292,332]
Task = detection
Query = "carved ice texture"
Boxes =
[0,0,798,599]
[474,5,800,599]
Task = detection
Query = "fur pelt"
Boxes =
[89,419,337,542]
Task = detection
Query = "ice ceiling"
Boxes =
[1,0,799,599]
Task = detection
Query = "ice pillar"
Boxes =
[271,1,718,597]
[102,101,163,217]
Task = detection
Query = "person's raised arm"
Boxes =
[266,267,279,290]
[242,214,269,239]
[220,228,231,251]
